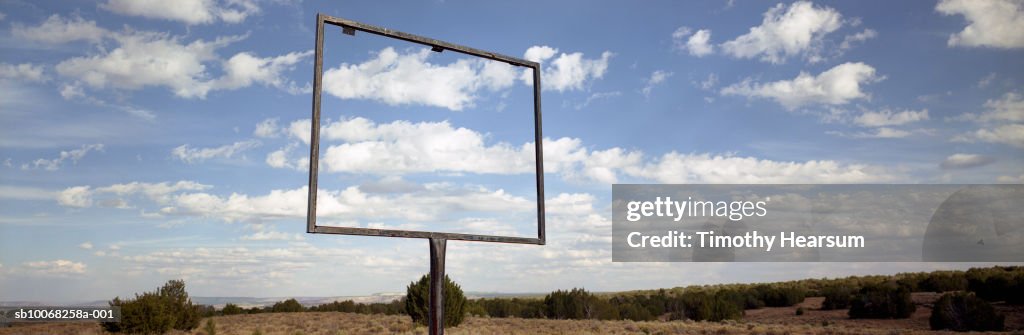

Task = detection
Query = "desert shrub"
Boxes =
[820,285,854,310]
[796,307,805,315]
[753,284,806,307]
[919,272,968,292]
[102,279,202,334]
[221,303,244,315]
[930,292,1004,331]
[742,289,766,309]
[271,298,304,313]
[607,291,667,320]
[204,319,216,335]
[1010,275,1024,305]
[197,304,216,317]
[848,282,915,319]
[593,298,621,320]
[670,290,743,322]
[617,302,653,321]
[312,299,404,315]
[474,297,544,318]
[368,300,406,315]
[674,291,711,321]
[965,266,1024,303]
[464,301,488,317]
[405,274,467,327]
[314,300,357,313]
[544,288,600,319]
[160,279,202,329]
[712,289,745,321]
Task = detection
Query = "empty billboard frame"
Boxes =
[306,13,546,245]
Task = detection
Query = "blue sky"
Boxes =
[1,0,1022,302]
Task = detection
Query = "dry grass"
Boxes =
[2,293,1021,335]
[0,314,983,335]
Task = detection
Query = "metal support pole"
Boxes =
[428,238,447,335]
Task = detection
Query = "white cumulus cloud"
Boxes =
[522,45,613,92]
[265,143,308,171]
[254,118,281,138]
[952,91,1024,148]
[57,181,212,208]
[853,109,929,127]
[836,127,914,139]
[978,92,1024,122]
[940,153,996,169]
[721,1,844,63]
[172,140,260,163]
[720,62,880,109]
[21,144,104,171]
[672,27,715,57]
[317,117,534,175]
[267,97,901,185]
[11,14,107,44]
[215,51,313,94]
[279,116,892,184]
[641,70,673,98]
[164,184,533,224]
[0,63,46,82]
[26,15,311,99]
[686,29,715,57]
[936,0,1024,48]
[953,124,1024,148]
[100,0,260,25]
[22,260,86,276]
[55,31,245,98]
[322,47,517,111]
[625,152,885,183]
[840,29,878,50]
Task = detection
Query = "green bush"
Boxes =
[848,282,915,319]
[671,290,743,322]
[965,266,1024,303]
[405,274,467,327]
[271,298,304,313]
[820,285,854,310]
[617,302,653,321]
[754,285,805,307]
[102,279,202,334]
[464,301,488,317]
[221,303,244,315]
[930,292,1004,331]
[544,288,599,320]
[311,299,404,315]
[474,297,544,318]
[204,319,216,335]
[919,272,968,292]
[742,289,766,309]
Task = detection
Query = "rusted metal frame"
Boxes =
[312,225,540,244]
[318,14,538,68]
[306,13,325,235]
[306,13,546,246]
[428,238,446,334]
[532,58,546,245]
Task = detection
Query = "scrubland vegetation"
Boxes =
[2,266,1021,334]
